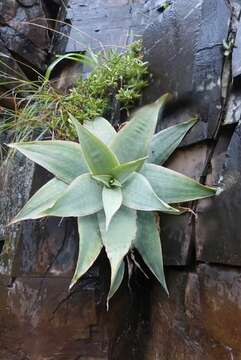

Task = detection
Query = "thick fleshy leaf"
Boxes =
[110,95,168,163]
[98,207,137,300]
[148,117,198,165]
[92,175,121,188]
[102,187,122,230]
[135,211,168,293]
[107,260,125,306]
[11,178,68,224]
[84,117,116,145]
[70,114,119,174]
[110,157,147,183]
[8,141,87,184]
[122,172,180,214]
[70,215,103,289]
[44,173,103,217]
[141,163,217,203]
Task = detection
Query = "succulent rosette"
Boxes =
[8,95,219,304]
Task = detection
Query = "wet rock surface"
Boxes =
[0,154,34,277]
[196,123,241,266]
[0,0,50,70]
[64,0,161,53]
[143,0,230,143]
[161,144,210,265]
[232,18,241,78]
[143,265,241,359]
[0,274,136,360]
[0,0,67,94]
[1,0,241,359]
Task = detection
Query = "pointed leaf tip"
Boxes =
[98,207,137,301]
[7,143,16,148]
[149,117,198,165]
[7,140,87,184]
[102,187,122,230]
[110,156,147,184]
[142,163,217,204]
[84,116,116,145]
[12,178,68,223]
[107,260,125,306]
[135,211,168,294]
[70,114,119,175]
[70,215,103,290]
[216,187,223,196]
[110,95,168,163]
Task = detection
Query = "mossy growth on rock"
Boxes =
[0,41,149,141]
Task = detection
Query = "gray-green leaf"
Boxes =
[122,172,180,214]
[44,173,103,217]
[102,187,123,230]
[11,178,68,224]
[98,207,137,300]
[135,211,168,293]
[110,95,168,163]
[110,157,147,183]
[141,163,217,203]
[84,117,116,145]
[8,140,87,184]
[70,215,103,289]
[107,260,125,307]
[70,114,119,175]
[148,117,197,165]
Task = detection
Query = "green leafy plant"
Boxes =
[8,95,219,305]
[1,41,149,142]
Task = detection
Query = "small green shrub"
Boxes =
[1,41,149,141]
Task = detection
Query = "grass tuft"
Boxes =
[0,40,149,141]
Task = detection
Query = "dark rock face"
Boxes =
[0,0,50,70]
[232,19,241,78]
[1,0,241,359]
[143,0,230,143]
[64,0,161,53]
[0,273,136,360]
[0,155,34,277]
[144,265,241,359]
[196,123,241,266]
[161,144,210,265]
[0,277,101,359]
[0,0,66,108]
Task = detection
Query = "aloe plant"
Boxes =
[8,95,219,304]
